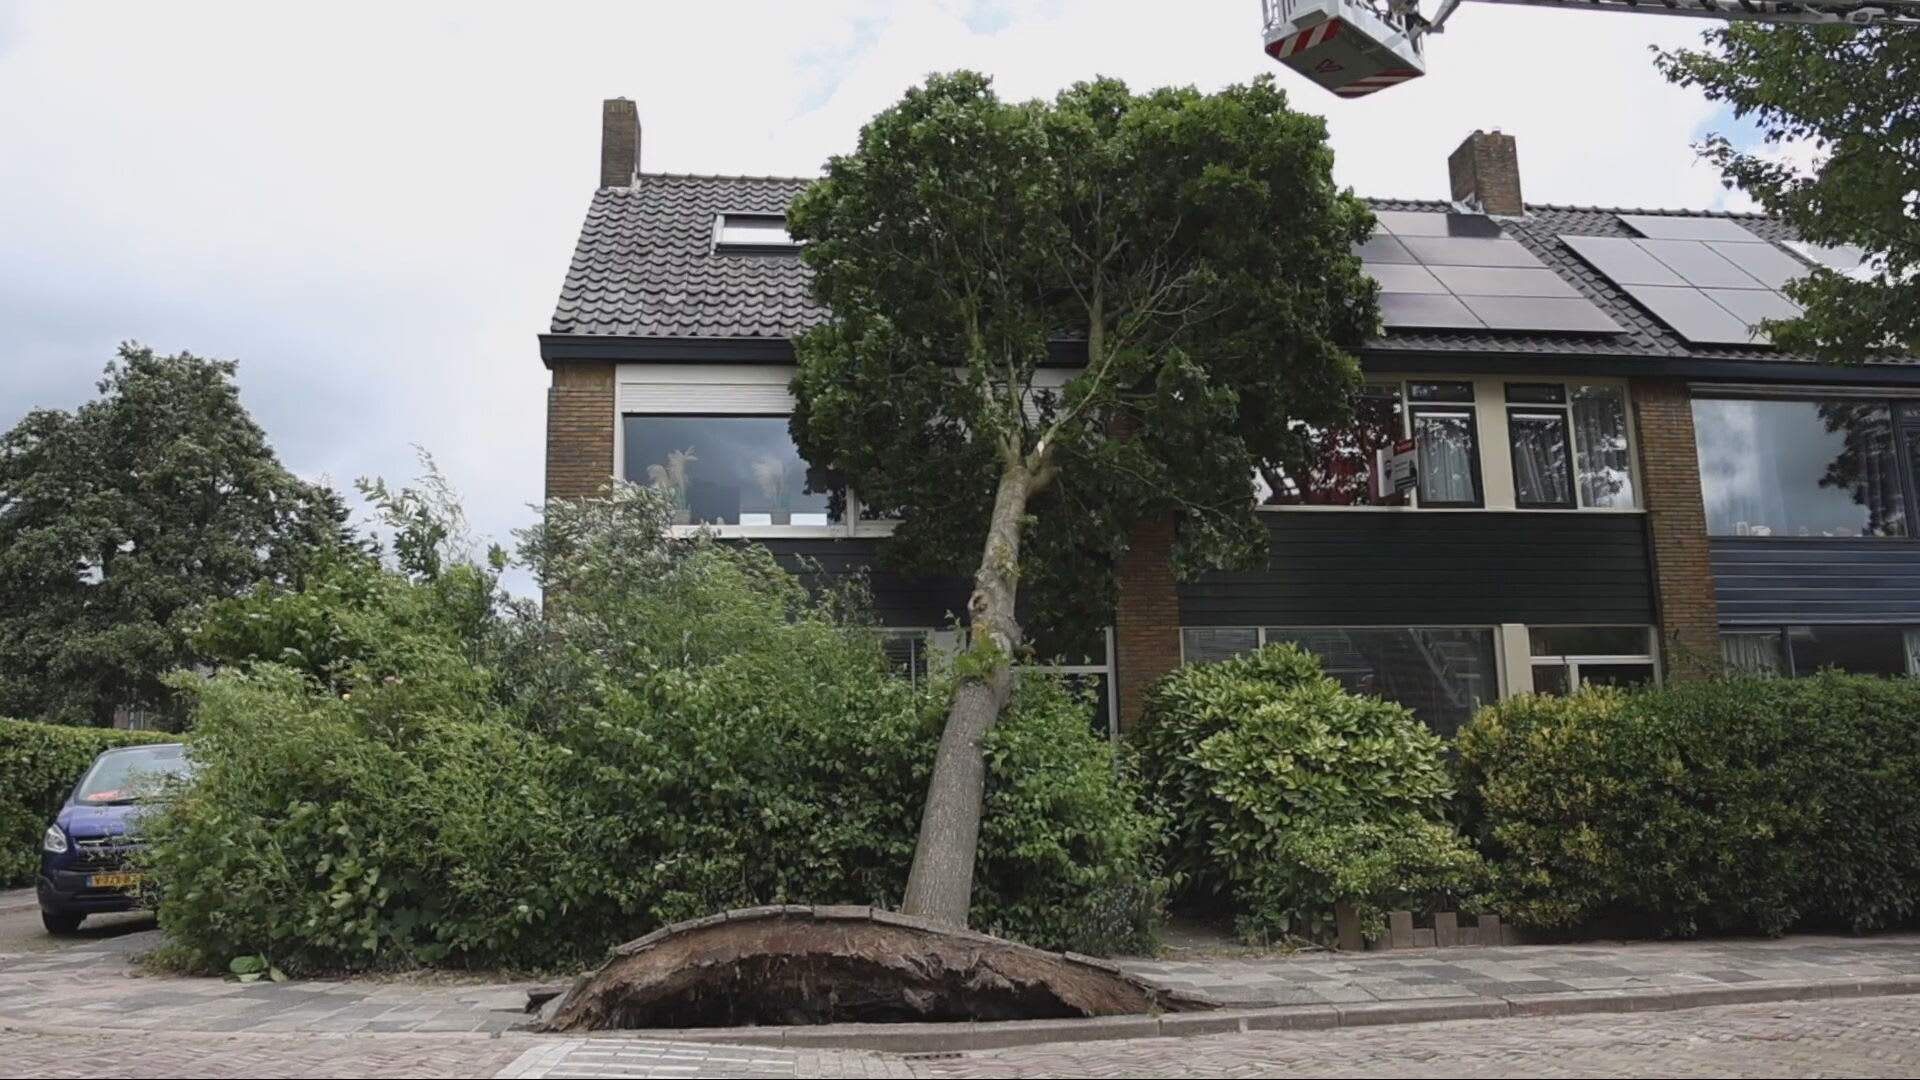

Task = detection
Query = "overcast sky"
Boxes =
[0,1,1751,571]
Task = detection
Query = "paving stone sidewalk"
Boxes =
[1118,933,1920,1008]
[4,931,1920,1040]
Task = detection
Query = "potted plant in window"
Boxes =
[646,447,696,525]
[752,457,793,525]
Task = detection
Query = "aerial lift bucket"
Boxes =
[1263,0,1428,98]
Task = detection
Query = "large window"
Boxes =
[1179,625,1498,736]
[623,415,837,527]
[1694,396,1914,538]
[1529,626,1657,694]
[1409,382,1482,508]
[1722,625,1920,678]
[1507,383,1637,510]
[1263,378,1634,511]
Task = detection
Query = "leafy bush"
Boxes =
[0,719,171,887]
[1457,674,1920,937]
[1134,644,1482,943]
[146,482,1161,972]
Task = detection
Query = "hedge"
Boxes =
[1456,673,1920,937]
[1134,643,1482,943]
[1,719,173,887]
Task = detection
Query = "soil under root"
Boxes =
[536,906,1210,1031]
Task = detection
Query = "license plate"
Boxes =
[87,872,142,889]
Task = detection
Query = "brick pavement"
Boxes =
[1117,934,1920,1007]
[0,1030,539,1078]
[9,932,1920,1076]
[910,994,1920,1078]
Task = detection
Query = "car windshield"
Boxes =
[73,744,192,805]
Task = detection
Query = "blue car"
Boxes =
[37,742,190,934]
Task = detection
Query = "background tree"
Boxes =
[0,344,353,726]
[1658,27,1918,359]
[787,71,1377,925]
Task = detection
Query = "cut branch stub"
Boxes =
[535,905,1213,1032]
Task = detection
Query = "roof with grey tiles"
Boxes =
[549,173,1875,364]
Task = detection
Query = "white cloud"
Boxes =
[0,0,1743,577]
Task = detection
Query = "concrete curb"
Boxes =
[555,975,1920,1054]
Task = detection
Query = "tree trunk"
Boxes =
[900,459,1031,926]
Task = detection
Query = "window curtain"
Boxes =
[1415,413,1476,504]
[1572,385,1635,508]
[1721,632,1786,676]
[1510,415,1572,506]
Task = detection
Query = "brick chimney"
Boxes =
[1448,130,1523,217]
[600,98,641,189]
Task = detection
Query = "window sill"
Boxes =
[669,521,899,540]
[1256,504,1646,514]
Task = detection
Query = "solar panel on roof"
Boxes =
[1356,234,1419,264]
[1366,263,1449,293]
[1636,239,1768,290]
[1559,235,1688,287]
[1560,229,1808,347]
[1378,292,1485,329]
[1459,296,1622,334]
[1620,283,1760,345]
[1429,265,1580,299]
[1398,235,1544,269]
[1703,287,1802,329]
[1373,211,1504,238]
[1705,241,1808,291]
[1359,211,1616,335]
[1617,214,1764,243]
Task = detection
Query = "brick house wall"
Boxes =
[545,362,616,500]
[1630,377,1720,676]
[1113,517,1182,733]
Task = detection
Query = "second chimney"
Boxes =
[600,98,641,189]
[1448,130,1523,217]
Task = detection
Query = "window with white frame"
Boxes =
[1408,382,1483,508]
[1505,383,1637,510]
[1021,627,1118,742]
[1261,377,1636,512]
[1179,625,1498,737]
[623,414,837,527]
[713,213,801,252]
[1528,626,1657,694]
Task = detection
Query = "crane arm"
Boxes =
[1422,0,1920,30]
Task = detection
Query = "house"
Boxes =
[542,98,1920,737]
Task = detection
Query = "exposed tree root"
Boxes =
[535,905,1213,1031]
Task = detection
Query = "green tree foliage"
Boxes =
[788,71,1377,923]
[1133,645,1482,943]
[1657,27,1920,359]
[1457,674,1920,936]
[0,345,353,726]
[147,483,1161,973]
[0,719,171,887]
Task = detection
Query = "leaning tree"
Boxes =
[787,72,1379,926]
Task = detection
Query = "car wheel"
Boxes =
[41,910,84,935]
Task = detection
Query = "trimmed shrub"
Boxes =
[146,483,1162,973]
[1134,644,1483,943]
[1457,673,1920,937]
[0,719,172,887]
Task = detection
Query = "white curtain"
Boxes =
[1721,632,1786,676]
[1415,411,1477,504]
[1510,413,1573,506]
[1572,385,1635,508]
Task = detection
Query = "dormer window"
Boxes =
[713,213,801,253]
